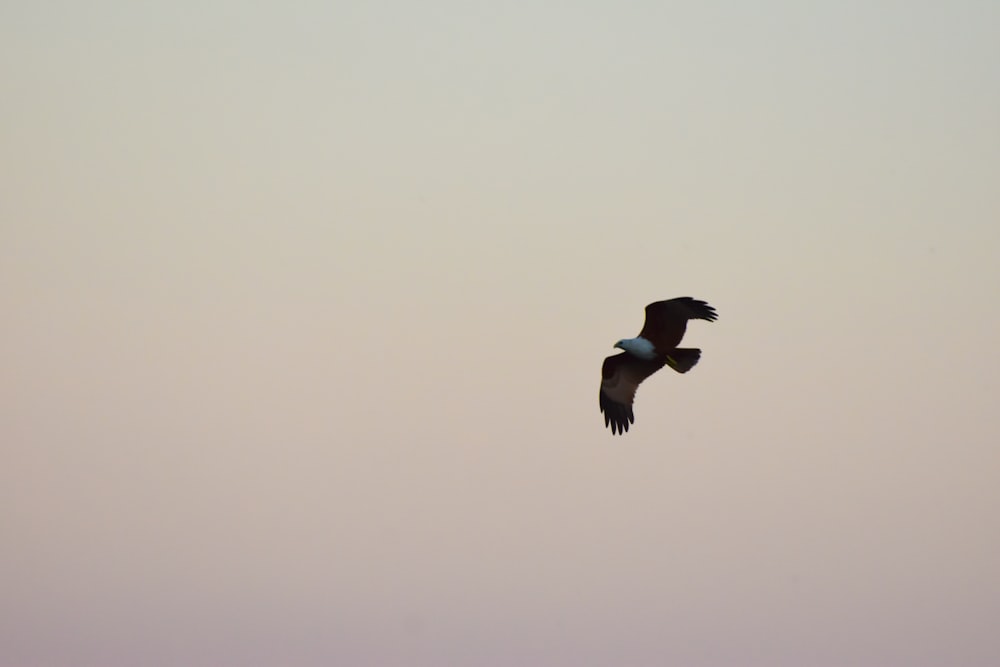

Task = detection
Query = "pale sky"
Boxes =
[3,1,999,666]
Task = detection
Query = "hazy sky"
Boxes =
[3,1,999,665]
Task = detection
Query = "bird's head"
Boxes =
[613,336,657,360]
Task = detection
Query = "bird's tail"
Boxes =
[665,348,701,373]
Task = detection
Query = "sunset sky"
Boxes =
[3,1,999,665]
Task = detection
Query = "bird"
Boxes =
[600,297,718,435]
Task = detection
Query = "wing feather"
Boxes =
[599,353,667,435]
[638,297,718,352]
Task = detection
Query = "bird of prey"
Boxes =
[600,297,718,435]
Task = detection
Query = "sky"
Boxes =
[3,1,999,665]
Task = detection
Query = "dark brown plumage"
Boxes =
[600,297,717,435]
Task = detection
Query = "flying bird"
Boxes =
[600,297,718,435]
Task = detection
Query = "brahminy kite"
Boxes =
[600,297,718,435]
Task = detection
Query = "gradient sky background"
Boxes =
[3,1,999,666]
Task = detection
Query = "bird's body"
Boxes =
[600,297,717,435]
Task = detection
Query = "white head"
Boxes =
[613,336,657,360]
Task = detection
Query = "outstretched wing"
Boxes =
[599,353,667,435]
[638,297,718,352]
